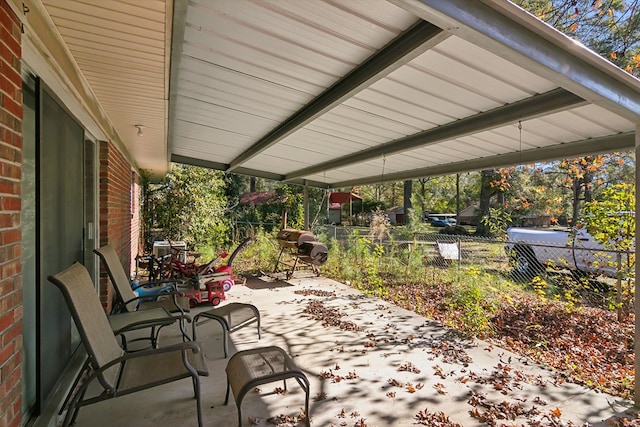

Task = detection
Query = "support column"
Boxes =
[635,124,640,407]
[456,173,460,223]
[303,181,309,231]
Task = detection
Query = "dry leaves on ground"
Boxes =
[385,283,634,398]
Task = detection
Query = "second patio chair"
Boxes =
[48,262,209,427]
[94,244,191,315]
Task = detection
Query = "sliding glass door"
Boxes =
[38,89,85,408]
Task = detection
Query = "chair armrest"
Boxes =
[131,280,177,292]
[109,309,181,335]
[123,289,184,306]
[120,341,202,360]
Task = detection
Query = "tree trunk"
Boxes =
[456,173,460,223]
[584,168,593,204]
[403,180,413,225]
[419,178,427,214]
[571,177,581,226]
[476,170,498,236]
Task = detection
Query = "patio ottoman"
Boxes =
[192,302,261,357]
[224,346,310,427]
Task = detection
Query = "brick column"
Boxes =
[98,140,135,311]
[0,1,23,426]
[130,172,141,274]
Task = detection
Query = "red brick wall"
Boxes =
[0,1,23,426]
[98,141,135,311]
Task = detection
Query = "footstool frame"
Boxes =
[224,346,310,427]
[192,302,261,358]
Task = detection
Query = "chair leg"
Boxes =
[222,328,228,358]
[150,326,158,348]
[303,377,311,427]
[193,375,203,427]
[59,358,90,416]
[256,315,261,340]
[63,379,89,427]
[178,317,191,342]
[305,386,310,427]
[192,317,198,341]
[224,381,230,405]
[68,390,86,426]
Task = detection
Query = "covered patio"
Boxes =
[2,0,640,426]
[54,273,633,426]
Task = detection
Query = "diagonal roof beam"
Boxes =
[226,20,449,172]
[284,88,585,181]
[170,154,330,188]
[328,132,635,188]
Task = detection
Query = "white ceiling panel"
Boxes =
[364,77,478,122]
[34,0,640,186]
[433,37,556,95]
[42,0,168,175]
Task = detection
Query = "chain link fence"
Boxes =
[313,225,635,312]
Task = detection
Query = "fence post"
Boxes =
[457,237,461,273]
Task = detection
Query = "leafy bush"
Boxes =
[143,165,230,250]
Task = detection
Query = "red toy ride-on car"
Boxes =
[176,237,252,308]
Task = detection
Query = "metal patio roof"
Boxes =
[17,0,640,187]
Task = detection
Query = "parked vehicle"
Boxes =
[430,217,457,227]
[505,227,629,278]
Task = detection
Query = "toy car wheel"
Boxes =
[211,297,221,306]
[189,299,198,308]
[221,279,234,292]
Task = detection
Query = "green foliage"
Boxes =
[410,176,460,214]
[364,244,386,297]
[144,164,230,250]
[480,207,512,238]
[447,268,501,337]
[401,207,431,237]
[582,183,635,252]
[322,236,359,283]
[233,183,322,231]
[513,0,640,76]
[323,230,388,297]
[368,208,390,244]
[582,183,635,318]
[224,174,248,208]
[232,228,279,273]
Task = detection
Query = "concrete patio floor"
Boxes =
[67,274,635,426]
